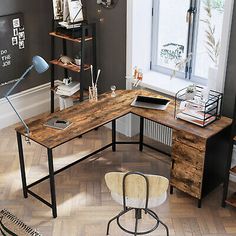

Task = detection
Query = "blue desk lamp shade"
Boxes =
[32,56,49,74]
[5,55,49,143]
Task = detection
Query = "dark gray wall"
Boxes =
[85,0,126,92]
[0,0,52,97]
[0,0,126,98]
[223,4,236,118]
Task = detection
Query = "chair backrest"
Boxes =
[105,171,169,208]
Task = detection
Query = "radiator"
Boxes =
[144,120,172,146]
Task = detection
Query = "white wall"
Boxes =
[0,83,58,129]
[125,0,153,137]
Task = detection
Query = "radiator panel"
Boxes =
[144,120,172,146]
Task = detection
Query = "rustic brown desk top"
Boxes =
[15,90,232,149]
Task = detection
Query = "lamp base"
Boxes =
[23,131,31,145]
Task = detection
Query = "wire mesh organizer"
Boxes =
[174,85,223,127]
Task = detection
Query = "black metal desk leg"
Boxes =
[47,148,57,218]
[112,120,116,152]
[16,132,28,198]
[139,117,144,152]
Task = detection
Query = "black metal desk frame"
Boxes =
[16,116,170,218]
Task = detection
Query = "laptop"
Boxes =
[131,95,170,110]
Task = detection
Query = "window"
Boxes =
[151,0,225,84]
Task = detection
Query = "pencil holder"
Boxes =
[89,86,98,102]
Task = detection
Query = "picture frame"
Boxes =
[52,0,83,23]
[67,0,83,23]
[52,0,64,20]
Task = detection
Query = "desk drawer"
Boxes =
[170,159,203,199]
[172,141,205,168]
[173,130,206,151]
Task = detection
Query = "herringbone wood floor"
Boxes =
[1,125,236,236]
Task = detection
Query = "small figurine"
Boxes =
[58,55,75,65]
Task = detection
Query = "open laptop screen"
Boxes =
[131,96,170,110]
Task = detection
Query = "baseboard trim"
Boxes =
[0,82,59,129]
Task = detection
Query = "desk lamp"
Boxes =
[5,55,49,143]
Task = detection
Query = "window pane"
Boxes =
[194,0,225,78]
[155,0,190,71]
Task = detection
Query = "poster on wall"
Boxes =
[0,12,28,85]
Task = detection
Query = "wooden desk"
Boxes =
[15,90,232,217]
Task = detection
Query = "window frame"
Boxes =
[150,0,225,85]
[126,0,233,94]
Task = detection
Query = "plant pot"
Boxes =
[185,91,196,100]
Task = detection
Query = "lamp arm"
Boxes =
[5,96,30,136]
[5,65,34,97]
[4,64,34,140]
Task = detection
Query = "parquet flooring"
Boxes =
[1,125,236,236]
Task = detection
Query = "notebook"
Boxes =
[43,117,72,130]
[131,95,170,110]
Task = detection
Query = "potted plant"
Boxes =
[185,84,196,100]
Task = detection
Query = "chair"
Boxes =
[105,171,169,235]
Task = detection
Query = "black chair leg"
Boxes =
[158,219,169,236]
[134,213,139,236]
[106,209,129,235]
[146,209,169,236]
[135,208,142,219]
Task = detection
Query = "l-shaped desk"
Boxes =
[15,90,232,218]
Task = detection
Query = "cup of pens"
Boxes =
[89,65,101,102]
[133,67,143,87]
[89,85,97,101]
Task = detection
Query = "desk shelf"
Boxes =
[49,60,90,73]
[49,32,93,43]
[226,166,236,207]
[49,22,96,112]
[222,96,236,209]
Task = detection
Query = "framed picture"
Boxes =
[52,0,83,23]
[52,0,64,20]
[67,0,83,23]
[0,13,28,84]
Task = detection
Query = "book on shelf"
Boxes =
[59,96,73,110]
[58,21,82,29]
[56,81,80,96]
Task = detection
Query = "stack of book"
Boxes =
[58,96,73,110]
[56,81,80,110]
[176,102,216,127]
[56,81,80,96]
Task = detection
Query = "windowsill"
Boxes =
[127,71,199,97]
